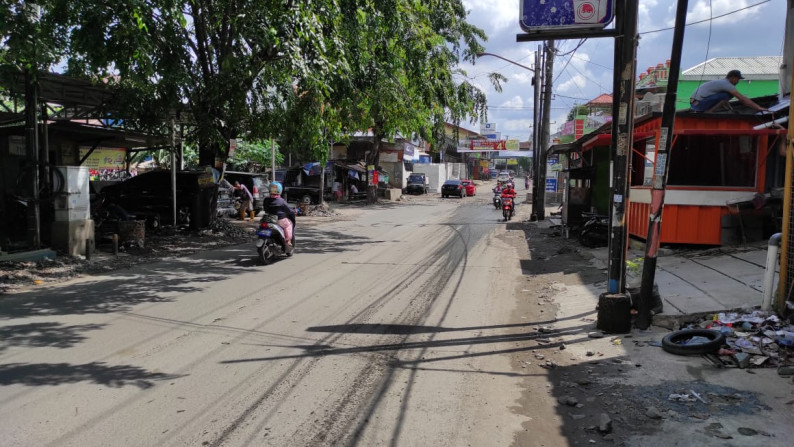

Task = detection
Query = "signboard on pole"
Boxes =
[520,0,615,31]
[545,178,557,192]
[480,122,497,134]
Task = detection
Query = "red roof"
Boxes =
[586,94,613,105]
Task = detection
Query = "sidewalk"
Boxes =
[540,207,773,324]
[526,213,794,446]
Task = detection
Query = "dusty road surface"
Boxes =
[0,191,576,447]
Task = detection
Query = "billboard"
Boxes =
[520,0,615,31]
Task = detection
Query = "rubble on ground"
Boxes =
[672,310,794,370]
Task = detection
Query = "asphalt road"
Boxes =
[0,192,541,447]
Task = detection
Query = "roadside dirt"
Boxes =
[0,204,361,295]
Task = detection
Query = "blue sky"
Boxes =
[458,0,788,142]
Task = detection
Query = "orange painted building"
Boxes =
[562,107,785,245]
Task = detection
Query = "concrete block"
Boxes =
[384,188,402,201]
[51,219,95,256]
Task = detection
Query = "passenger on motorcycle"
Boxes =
[492,184,502,194]
[262,182,295,245]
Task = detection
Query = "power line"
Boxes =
[640,0,771,35]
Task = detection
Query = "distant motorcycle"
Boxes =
[578,212,609,247]
[501,197,514,221]
[492,192,502,210]
[256,214,294,264]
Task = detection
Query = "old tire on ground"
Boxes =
[301,195,312,205]
[661,329,725,355]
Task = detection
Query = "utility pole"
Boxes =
[531,46,541,221]
[536,40,555,221]
[597,0,639,333]
[636,0,688,329]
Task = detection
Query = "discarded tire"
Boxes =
[661,329,726,355]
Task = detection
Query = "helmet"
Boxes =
[269,181,283,195]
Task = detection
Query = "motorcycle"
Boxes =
[578,212,609,247]
[256,213,295,264]
[492,192,502,210]
[501,197,514,221]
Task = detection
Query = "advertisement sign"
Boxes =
[9,136,26,156]
[545,178,557,192]
[79,147,127,170]
[469,140,506,151]
[368,165,377,186]
[484,132,501,141]
[520,0,614,31]
[505,139,520,151]
[480,122,497,134]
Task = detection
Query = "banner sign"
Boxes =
[79,146,126,170]
[470,140,506,151]
[520,0,615,31]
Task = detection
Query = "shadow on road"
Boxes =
[0,361,184,388]
[0,322,106,353]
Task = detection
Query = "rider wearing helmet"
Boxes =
[501,182,517,205]
[263,182,295,246]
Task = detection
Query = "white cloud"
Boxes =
[557,73,587,94]
[501,95,524,108]
[687,0,763,24]
[463,0,519,32]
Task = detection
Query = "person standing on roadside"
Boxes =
[233,181,254,220]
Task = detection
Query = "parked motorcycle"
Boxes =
[578,212,609,247]
[256,214,295,264]
[492,192,502,210]
[501,197,514,221]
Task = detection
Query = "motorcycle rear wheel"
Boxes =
[258,242,276,265]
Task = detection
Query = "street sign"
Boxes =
[520,0,615,31]
[545,178,557,192]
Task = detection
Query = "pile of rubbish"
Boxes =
[297,204,338,217]
[689,310,794,369]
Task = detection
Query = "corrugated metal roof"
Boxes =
[681,56,782,81]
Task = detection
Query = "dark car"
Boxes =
[99,170,218,230]
[441,179,465,198]
[223,171,269,213]
[405,173,429,195]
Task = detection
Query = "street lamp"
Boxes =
[476,51,542,220]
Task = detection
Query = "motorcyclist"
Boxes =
[492,183,502,195]
[501,182,517,204]
[262,182,295,246]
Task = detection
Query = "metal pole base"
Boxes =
[596,292,632,334]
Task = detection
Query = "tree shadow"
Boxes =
[0,362,184,389]
[0,322,105,352]
[296,228,380,254]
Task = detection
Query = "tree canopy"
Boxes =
[1,1,493,170]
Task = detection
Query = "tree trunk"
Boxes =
[367,132,384,203]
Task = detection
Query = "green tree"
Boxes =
[227,139,282,172]
[566,105,590,121]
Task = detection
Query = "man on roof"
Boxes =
[689,69,769,113]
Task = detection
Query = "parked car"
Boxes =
[441,179,465,198]
[405,173,429,195]
[223,171,269,213]
[99,170,218,230]
[460,179,476,196]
